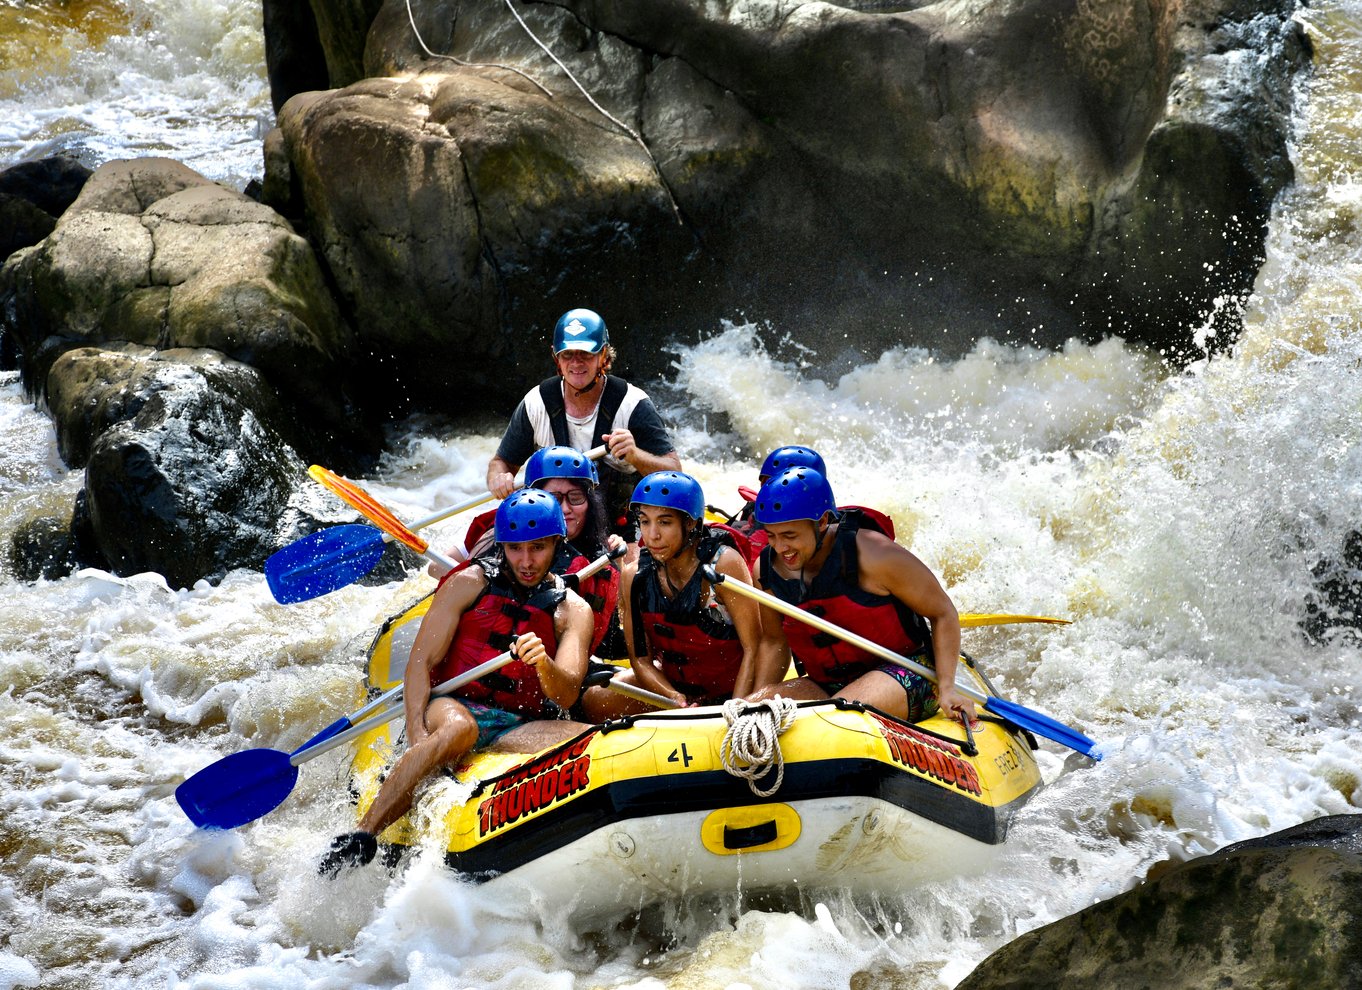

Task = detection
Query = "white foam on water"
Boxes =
[0,0,270,185]
[2,0,1361,986]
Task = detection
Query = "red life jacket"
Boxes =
[430,561,567,717]
[561,540,620,654]
[758,509,927,689]
[631,529,745,701]
[461,512,618,653]
[461,509,497,555]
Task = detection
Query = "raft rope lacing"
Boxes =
[404,0,682,222]
[720,696,799,797]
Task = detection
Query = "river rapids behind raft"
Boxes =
[2,1,1361,988]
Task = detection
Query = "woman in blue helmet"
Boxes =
[486,308,681,530]
[580,471,763,717]
[321,489,595,877]
[746,467,976,725]
[438,446,624,654]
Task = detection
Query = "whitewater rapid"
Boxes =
[2,0,1360,988]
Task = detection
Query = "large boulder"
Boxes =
[275,73,691,410]
[0,156,93,368]
[958,814,1362,990]
[45,344,354,588]
[261,0,1306,394]
[0,157,361,446]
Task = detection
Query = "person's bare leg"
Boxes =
[358,698,478,836]
[743,676,827,703]
[835,670,909,720]
[487,719,593,753]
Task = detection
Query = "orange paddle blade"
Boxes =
[307,465,428,555]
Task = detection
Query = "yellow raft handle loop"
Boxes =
[720,696,799,798]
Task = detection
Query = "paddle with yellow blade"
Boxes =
[265,447,607,603]
[703,566,1100,759]
[960,613,1070,628]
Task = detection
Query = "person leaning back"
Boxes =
[486,308,680,530]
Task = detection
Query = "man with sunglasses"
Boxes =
[486,308,681,530]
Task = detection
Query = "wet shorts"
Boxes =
[461,701,528,749]
[823,661,938,722]
[873,662,939,722]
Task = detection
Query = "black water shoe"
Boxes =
[318,831,377,878]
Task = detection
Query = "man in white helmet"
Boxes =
[487,308,681,530]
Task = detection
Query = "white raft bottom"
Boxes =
[470,794,1006,925]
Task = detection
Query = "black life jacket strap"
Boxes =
[538,375,630,449]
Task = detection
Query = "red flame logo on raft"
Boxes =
[873,715,982,796]
[478,733,595,836]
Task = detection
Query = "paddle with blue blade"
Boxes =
[175,648,517,830]
[264,447,608,604]
[704,566,1101,760]
[265,524,390,604]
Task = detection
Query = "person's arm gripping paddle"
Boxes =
[855,527,974,724]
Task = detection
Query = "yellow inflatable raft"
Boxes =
[350,594,1043,917]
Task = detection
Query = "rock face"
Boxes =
[0,159,372,587]
[1,157,358,436]
[263,0,1306,407]
[47,345,352,588]
[958,814,1362,990]
[275,74,689,407]
[0,156,93,368]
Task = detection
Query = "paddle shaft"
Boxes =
[706,569,985,705]
[407,444,609,532]
[288,649,515,766]
[602,678,682,710]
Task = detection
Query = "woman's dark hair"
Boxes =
[577,480,611,556]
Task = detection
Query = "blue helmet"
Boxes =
[753,467,836,525]
[759,444,827,481]
[630,471,705,521]
[552,308,609,355]
[495,488,567,543]
[524,445,599,489]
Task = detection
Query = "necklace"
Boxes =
[659,553,697,599]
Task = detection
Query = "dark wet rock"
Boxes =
[1304,530,1362,646]
[262,0,331,114]
[6,512,88,582]
[261,0,1305,403]
[0,156,93,281]
[262,0,384,103]
[0,157,361,445]
[0,156,93,219]
[0,194,56,267]
[69,345,355,588]
[958,813,1362,990]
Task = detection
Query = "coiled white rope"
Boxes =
[720,696,799,797]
